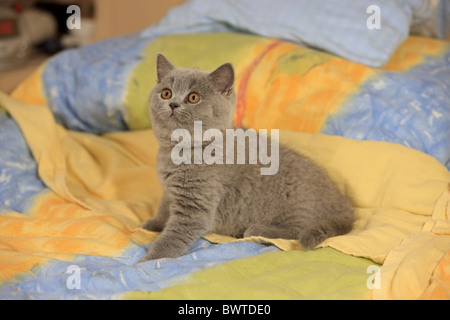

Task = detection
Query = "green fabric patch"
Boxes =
[123,248,377,300]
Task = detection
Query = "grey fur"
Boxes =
[140,53,354,261]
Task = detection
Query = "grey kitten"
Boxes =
[140,53,354,261]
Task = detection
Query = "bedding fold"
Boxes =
[0,92,448,299]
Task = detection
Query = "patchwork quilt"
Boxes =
[0,28,449,299]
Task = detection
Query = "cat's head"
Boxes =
[149,53,236,144]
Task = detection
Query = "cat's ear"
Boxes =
[156,53,175,83]
[209,63,234,95]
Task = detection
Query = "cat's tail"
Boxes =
[299,211,354,249]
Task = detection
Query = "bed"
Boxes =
[0,0,449,300]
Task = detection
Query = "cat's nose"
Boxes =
[169,102,180,110]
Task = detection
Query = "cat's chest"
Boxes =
[157,162,185,186]
[157,156,211,189]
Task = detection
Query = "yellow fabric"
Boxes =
[420,250,450,300]
[11,63,47,106]
[279,131,450,299]
[1,92,449,299]
[0,92,160,285]
[1,92,161,227]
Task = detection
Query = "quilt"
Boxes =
[0,27,449,299]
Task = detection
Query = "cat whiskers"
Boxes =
[175,109,194,123]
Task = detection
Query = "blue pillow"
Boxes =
[143,0,417,67]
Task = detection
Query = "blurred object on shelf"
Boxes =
[0,0,184,93]
[0,1,59,71]
[0,3,28,72]
[61,17,95,48]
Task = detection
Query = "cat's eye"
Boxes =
[161,89,172,100]
[187,92,200,104]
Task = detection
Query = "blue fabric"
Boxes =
[143,0,420,67]
[0,239,279,299]
[0,112,47,214]
[323,51,450,169]
[42,33,149,133]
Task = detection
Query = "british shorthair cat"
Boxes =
[140,53,354,261]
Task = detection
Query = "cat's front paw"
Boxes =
[138,240,183,262]
[141,218,164,232]
[138,250,165,262]
[138,247,172,262]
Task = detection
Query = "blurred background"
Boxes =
[1,0,449,94]
[0,0,185,93]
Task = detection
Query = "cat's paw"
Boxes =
[137,240,184,263]
[138,247,173,262]
[141,218,164,232]
[138,250,164,263]
[300,227,328,250]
